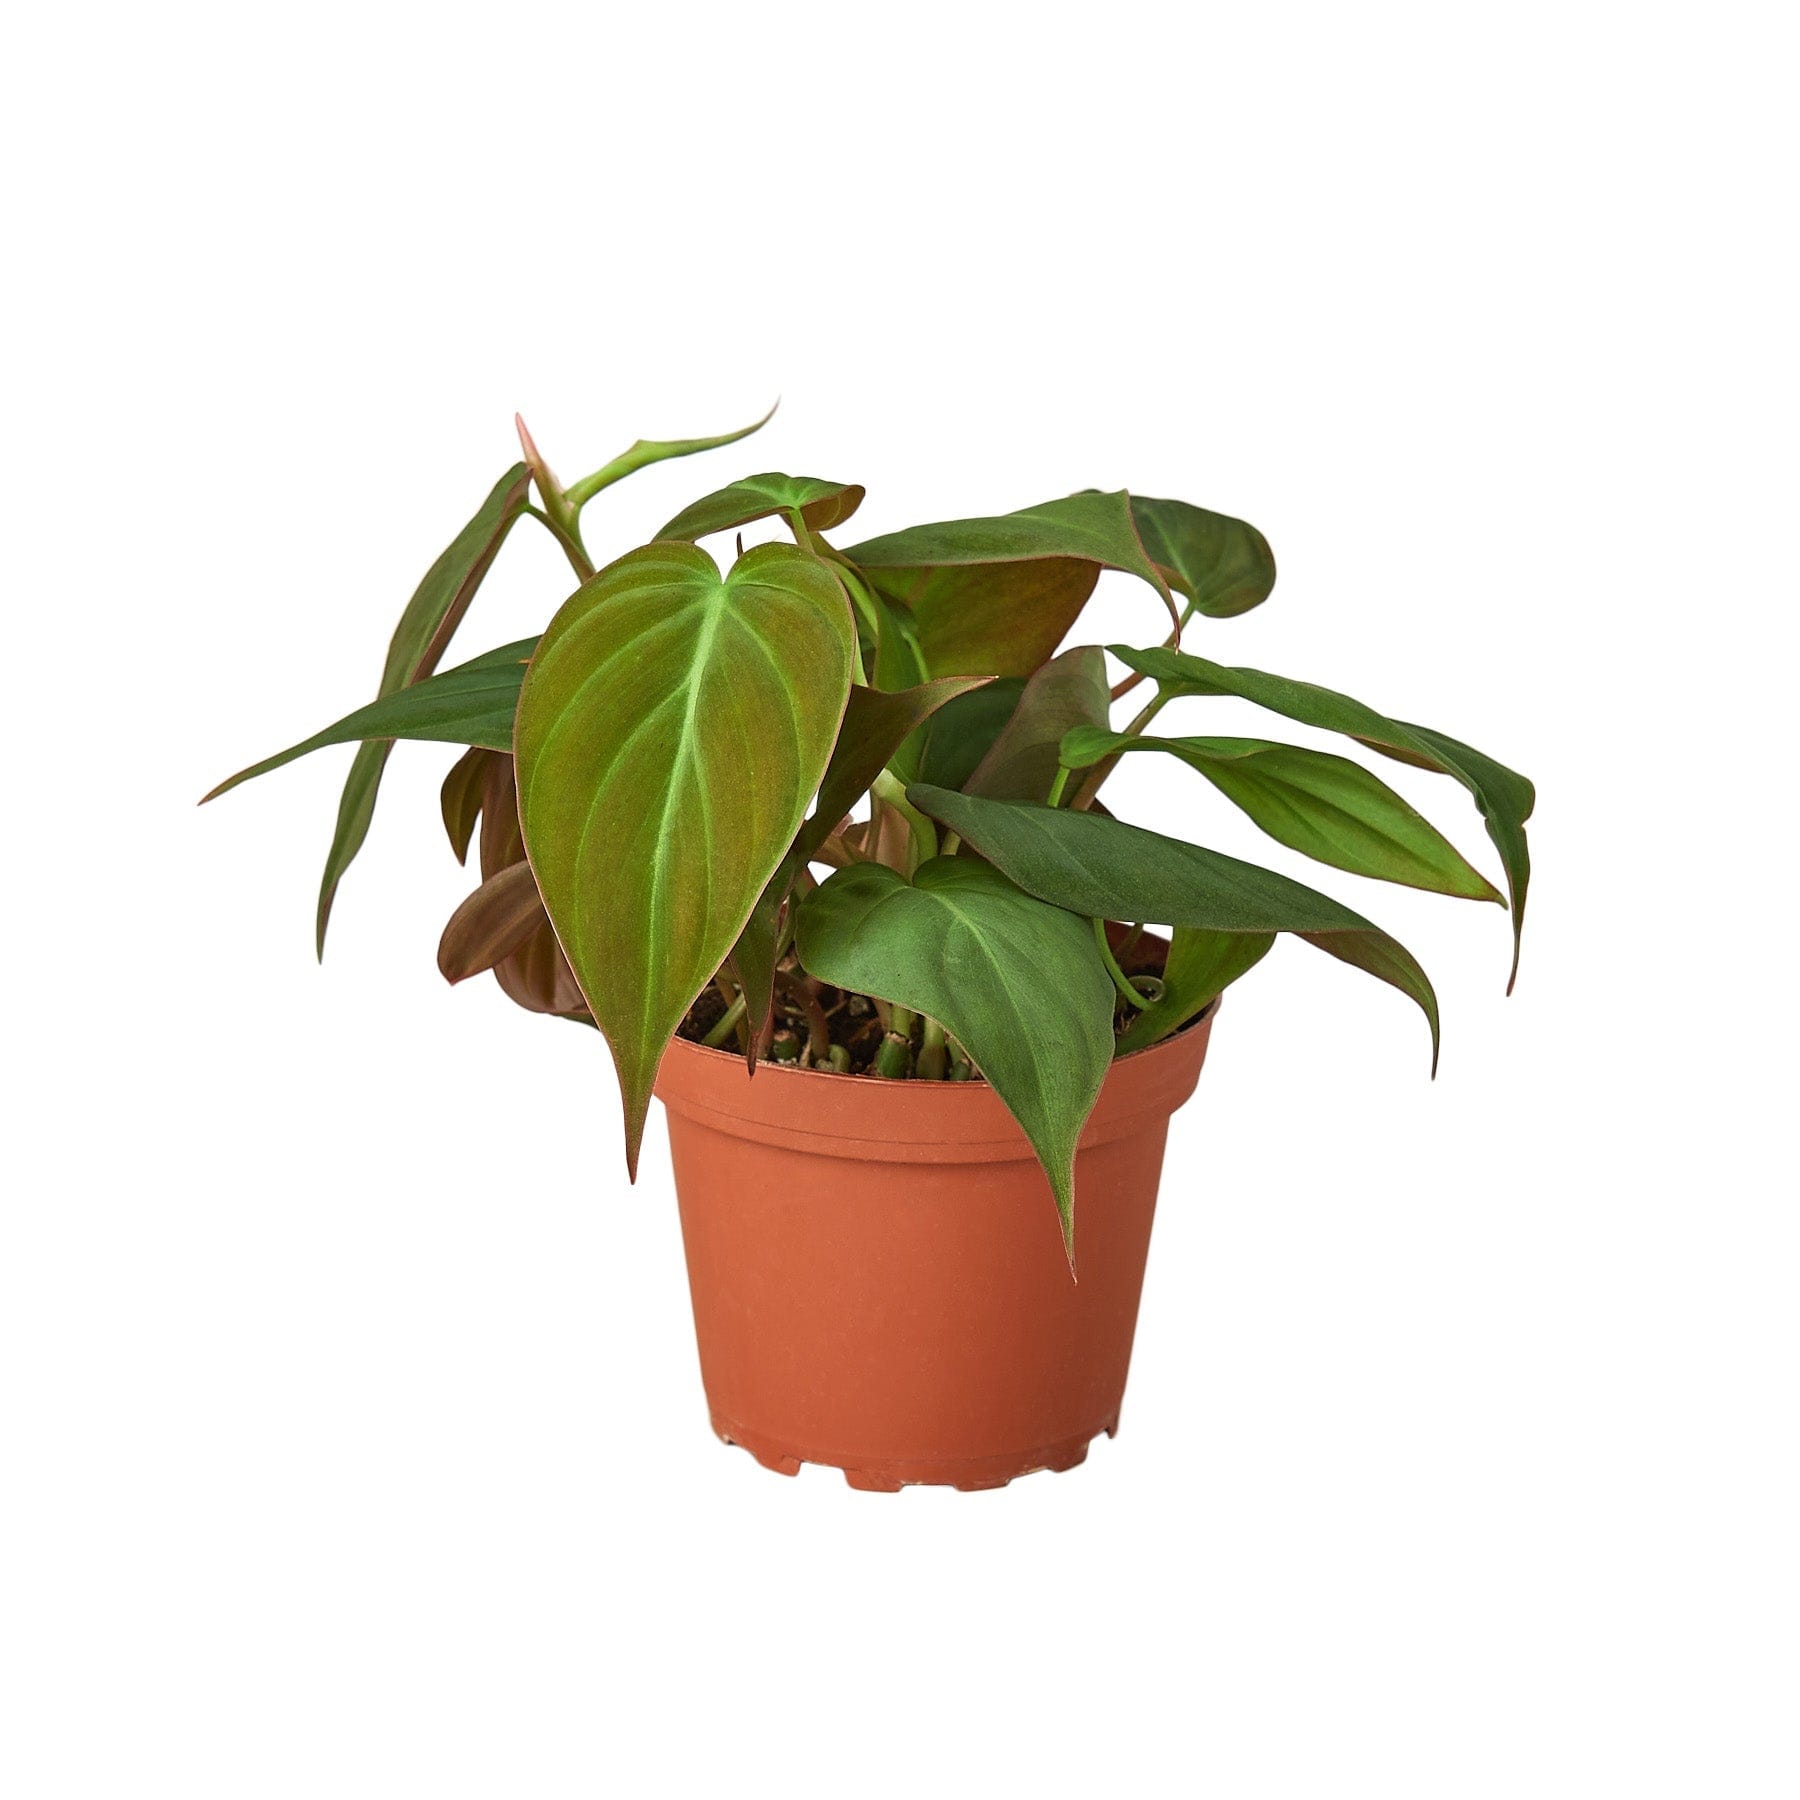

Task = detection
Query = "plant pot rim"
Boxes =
[655,998,1218,1163]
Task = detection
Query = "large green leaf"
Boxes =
[203,639,537,802]
[1113,929,1274,1055]
[1060,727,1500,901]
[845,491,1175,678]
[908,784,1440,1070]
[311,463,532,955]
[965,647,1110,802]
[515,541,857,1170]
[1112,644,1535,988]
[729,675,992,1064]
[796,857,1116,1259]
[1125,495,1276,620]
[657,473,866,542]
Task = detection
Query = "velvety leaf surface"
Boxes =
[966,647,1110,803]
[845,491,1173,677]
[887,678,1026,789]
[657,473,866,542]
[729,675,991,1063]
[1060,726,1500,901]
[1125,495,1277,619]
[1113,643,1535,987]
[313,464,531,954]
[796,857,1116,1257]
[868,587,929,690]
[515,541,856,1170]
[437,860,546,983]
[203,639,537,801]
[1113,928,1274,1055]
[908,784,1440,1070]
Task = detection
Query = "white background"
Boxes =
[5,3,1795,1794]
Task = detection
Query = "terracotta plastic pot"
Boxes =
[652,1004,1215,1491]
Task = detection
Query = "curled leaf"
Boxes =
[657,473,866,542]
[437,861,547,984]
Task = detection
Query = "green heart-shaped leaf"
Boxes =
[796,857,1116,1258]
[1124,495,1276,620]
[965,646,1110,802]
[1060,727,1501,902]
[310,464,532,954]
[729,674,992,1064]
[515,541,857,1169]
[1113,928,1274,1055]
[908,784,1440,1071]
[846,491,1174,677]
[1111,644,1535,988]
[657,473,866,542]
[203,639,537,802]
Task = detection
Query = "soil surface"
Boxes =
[674,931,1176,1079]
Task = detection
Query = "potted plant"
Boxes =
[207,408,1536,1491]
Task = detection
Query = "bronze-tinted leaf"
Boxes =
[440,746,497,864]
[965,646,1110,803]
[845,491,1174,678]
[437,861,547,984]
[515,541,857,1170]
[476,755,587,1017]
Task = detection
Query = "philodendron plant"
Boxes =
[208,408,1535,1259]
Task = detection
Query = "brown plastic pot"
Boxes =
[652,1004,1215,1491]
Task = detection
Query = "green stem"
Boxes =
[871,771,937,867]
[561,445,663,510]
[1069,687,1171,811]
[1046,767,1073,807]
[1094,917,1153,1011]
[701,992,748,1047]
[873,1011,914,1079]
[525,503,594,583]
[917,1016,948,1080]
